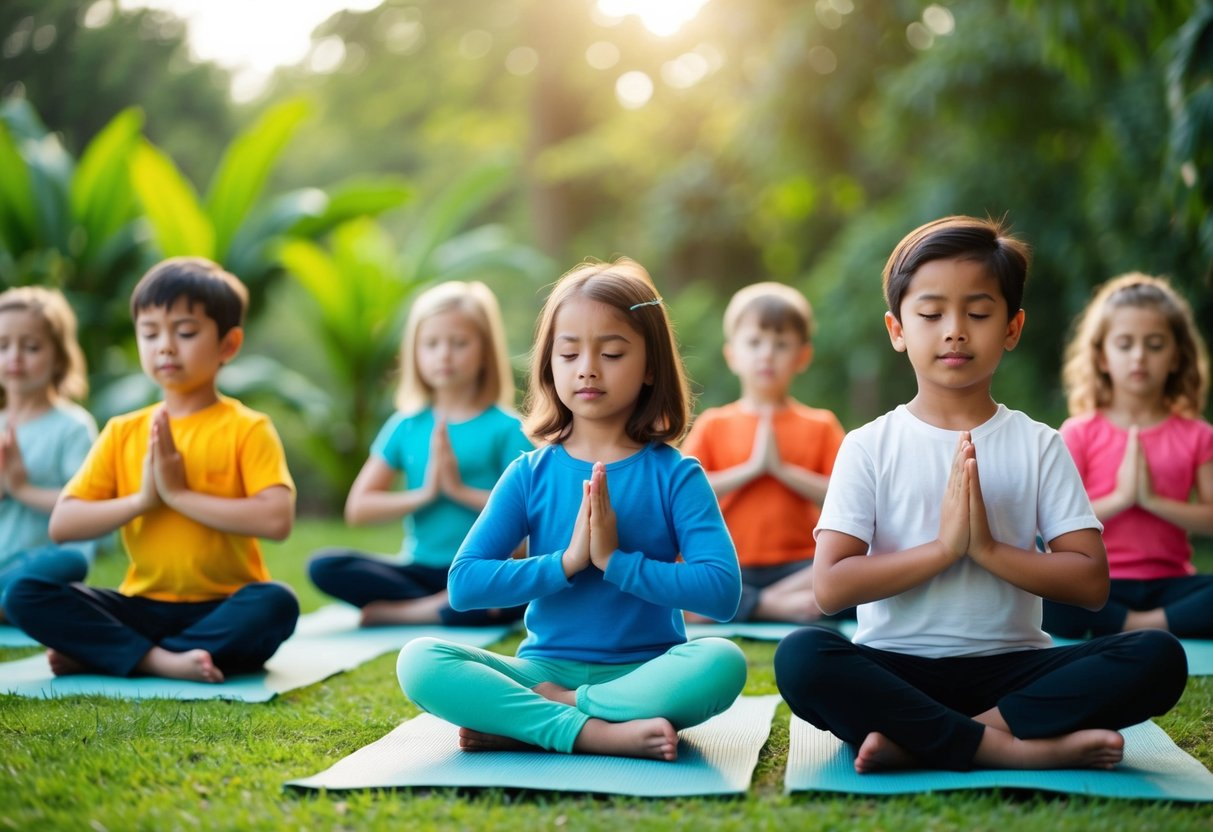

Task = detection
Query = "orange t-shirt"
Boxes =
[682,400,844,567]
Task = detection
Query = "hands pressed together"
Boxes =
[1108,426,1154,514]
[937,431,997,566]
[419,418,467,503]
[139,408,188,511]
[0,426,29,500]
[562,462,619,578]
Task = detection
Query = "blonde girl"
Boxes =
[0,287,98,619]
[308,281,532,626]
[396,258,746,761]
[1043,273,1213,638]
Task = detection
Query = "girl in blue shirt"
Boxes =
[397,258,746,761]
[308,281,532,626]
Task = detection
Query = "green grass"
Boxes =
[2,521,1211,831]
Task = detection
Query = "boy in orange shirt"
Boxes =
[682,282,846,622]
[5,257,298,682]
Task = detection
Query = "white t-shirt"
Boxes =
[817,404,1099,658]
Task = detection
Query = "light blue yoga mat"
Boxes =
[0,624,38,648]
[1051,635,1213,676]
[786,717,1213,802]
[0,604,511,702]
[287,694,781,796]
[684,619,856,642]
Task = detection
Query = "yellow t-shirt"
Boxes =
[65,397,295,602]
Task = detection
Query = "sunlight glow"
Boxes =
[596,0,710,37]
[117,0,381,101]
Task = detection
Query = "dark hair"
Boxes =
[723,281,814,343]
[130,257,248,337]
[524,258,691,446]
[883,216,1030,322]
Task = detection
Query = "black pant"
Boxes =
[1043,575,1213,638]
[4,577,299,677]
[774,626,1186,770]
[308,548,525,627]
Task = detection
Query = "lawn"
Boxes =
[1,519,1211,831]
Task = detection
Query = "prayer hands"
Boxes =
[1110,426,1141,512]
[0,426,28,498]
[562,462,619,577]
[427,418,458,501]
[149,408,187,504]
[938,433,971,560]
[747,410,781,477]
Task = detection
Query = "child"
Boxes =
[396,258,746,761]
[1043,273,1213,638]
[0,287,98,618]
[308,281,532,626]
[4,257,298,683]
[774,217,1186,773]
[682,282,845,623]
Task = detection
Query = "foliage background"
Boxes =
[2,0,1210,510]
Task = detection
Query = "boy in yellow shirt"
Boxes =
[682,282,846,622]
[5,257,298,682]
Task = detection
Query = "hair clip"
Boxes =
[629,297,663,311]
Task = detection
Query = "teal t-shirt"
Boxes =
[0,401,98,566]
[372,405,531,567]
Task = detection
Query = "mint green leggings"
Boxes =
[396,636,747,753]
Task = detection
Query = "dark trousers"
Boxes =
[733,561,856,623]
[308,548,525,627]
[774,626,1186,770]
[1043,575,1213,639]
[3,577,299,677]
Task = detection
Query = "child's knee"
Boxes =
[252,581,300,623]
[1130,629,1187,693]
[396,636,452,707]
[306,551,343,586]
[695,637,748,697]
[773,626,839,694]
[1,575,55,621]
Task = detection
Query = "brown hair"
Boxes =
[0,286,88,407]
[883,215,1030,322]
[723,281,814,343]
[1062,272,1208,417]
[395,281,515,414]
[524,258,690,445]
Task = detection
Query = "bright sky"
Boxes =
[118,0,711,102]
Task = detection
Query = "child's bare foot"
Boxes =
[532,681,577,706]
[573,717,679,761]
[458,727,541,752]
[682,611,714,625]
[855,732,916,773]
[46,649,89,676]
[360,594,447,626]
[136,647,224,683]
[1123,608,1168,632]
[976,726,1124,770]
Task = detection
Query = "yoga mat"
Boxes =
[0,604,512,702]
[287,694,781,796]
[1051,635,1213,677]
[785,717,1213,802]
[685,619,857,642]
[0,625,38,648]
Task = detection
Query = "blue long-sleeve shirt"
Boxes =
[448,442,741,663]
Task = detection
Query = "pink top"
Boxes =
[1060,411,1213,580]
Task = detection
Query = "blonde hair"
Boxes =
[394,281,515,414]
[0,286,88,408]
[723,281,814,343]
[1062,272,1209,418]
[524,257,690,445]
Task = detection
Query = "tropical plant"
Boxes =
[276,159,552,499]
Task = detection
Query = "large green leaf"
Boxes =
[288,178,414,238]
[398,159,515,279]
[205,98,311,260]
[130,140,214,258]
[279,237,349,326]
[0,122,37,256]
[70,107,144,265]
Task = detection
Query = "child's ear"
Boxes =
[796,343,813,373]
[219,327,244,365]
[722,341,736,373]
[884,312,907,353]
[1003,309,1026,351]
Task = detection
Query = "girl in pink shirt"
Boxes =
[1044,273,1213,638]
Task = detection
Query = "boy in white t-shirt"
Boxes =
[774,216,1186,773]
